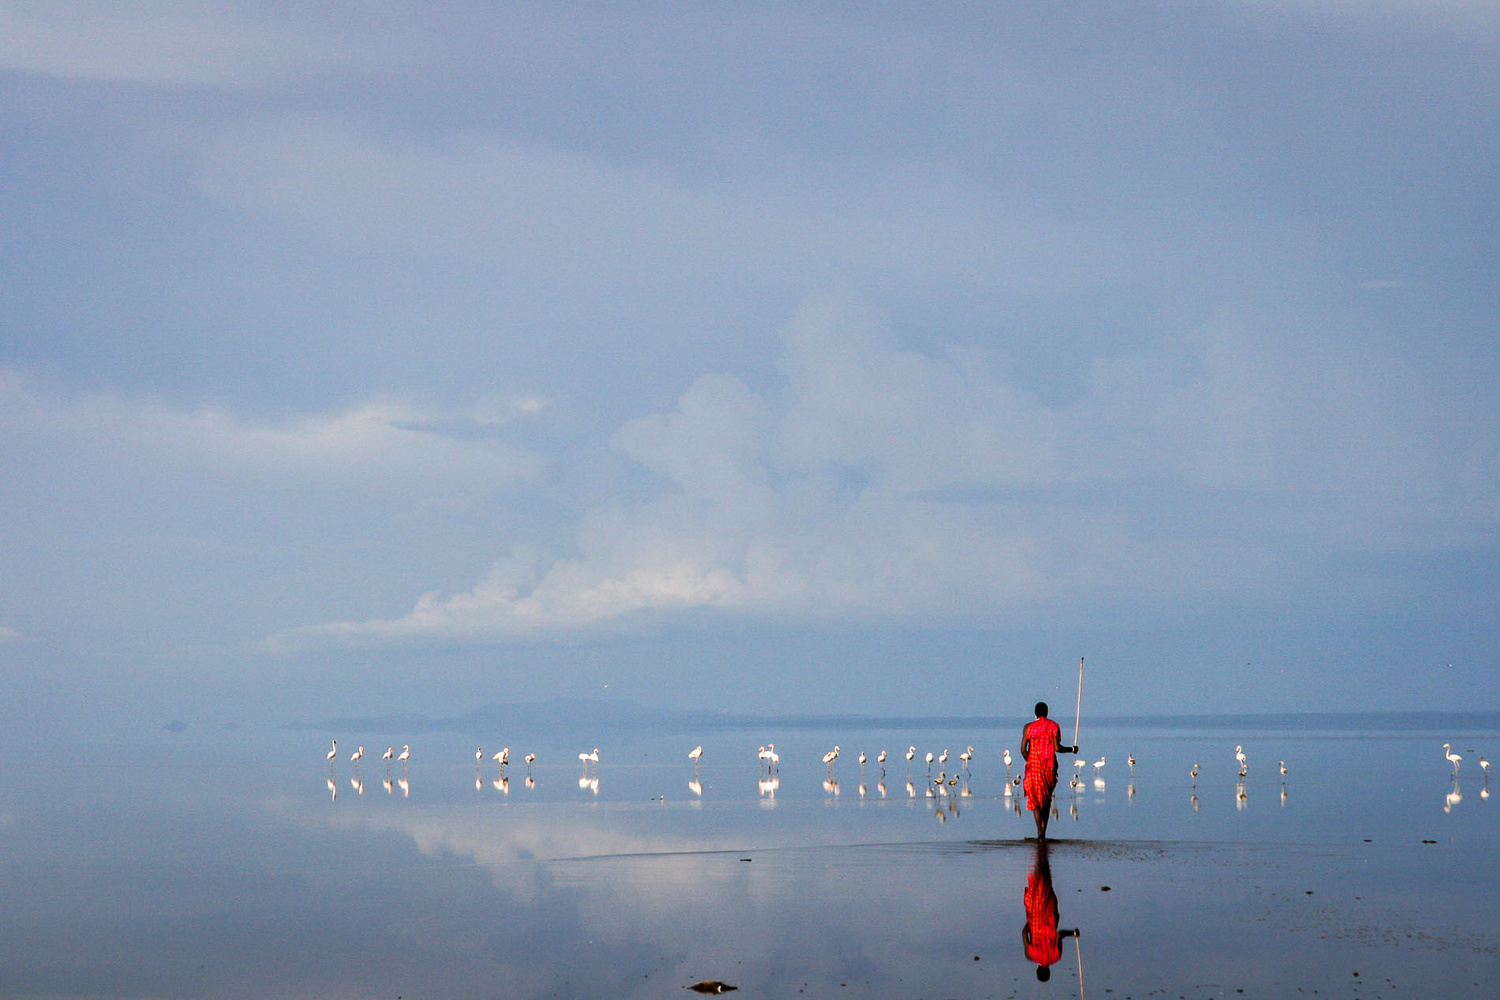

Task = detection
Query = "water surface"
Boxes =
[1,719,1494,998]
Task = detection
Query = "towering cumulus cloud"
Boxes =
[278,286,1496,652]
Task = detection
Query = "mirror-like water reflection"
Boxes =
[0,721,1495,998]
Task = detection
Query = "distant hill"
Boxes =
[286,701,1500,736]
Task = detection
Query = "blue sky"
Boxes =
[1,3,1496,730]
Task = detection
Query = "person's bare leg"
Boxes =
[1032,803,1048,839]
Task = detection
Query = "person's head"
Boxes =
[1035,702,1049,718]
[1036,965,1051,982]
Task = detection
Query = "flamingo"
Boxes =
[1443,743,1462,775]
[1190,763,1199,785]
[326,740,338,764]
[1481,755,1490,776]
[858,751,867,770]
[1003,748,1013,775]
[382,746,394,763]
[905,746,916,766]
[823,745,840,773]
[350,745,365,764]
[959,746,973,771]
[397,744,410,764]
[766,744,779,770]
[475,747,484,765]
[1127,753,1135,774]
[1235,745,1247,768]
[524,752,537,771]
[689,745,703,767]
[493,748,510,767]
[877,750,888,770]
[925,751,935,774]
[1092,755,1106,776]
[938,749,949,766]
[1279,760,1288,779]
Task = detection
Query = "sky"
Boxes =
[1,2,1496,732]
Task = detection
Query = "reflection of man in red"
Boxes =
[1021,840,1079,982]
[1021,701,1078,840]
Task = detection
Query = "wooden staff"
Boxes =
[1073,657,1084,750]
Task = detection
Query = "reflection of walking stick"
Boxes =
[1075,934,1085,1000]
[1073,657,1084,750]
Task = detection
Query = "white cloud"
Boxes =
[283,291,1497,651]
[0,368,543,485]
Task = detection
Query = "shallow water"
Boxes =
[1,720,1495,998]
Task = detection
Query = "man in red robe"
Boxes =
[1021,840,1079,981]
[1021,701,1077,840]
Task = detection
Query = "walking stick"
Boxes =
[1073,657,1084,750]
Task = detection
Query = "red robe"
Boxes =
[1023,716,1061,812]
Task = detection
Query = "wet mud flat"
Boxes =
[542,835,1498,999]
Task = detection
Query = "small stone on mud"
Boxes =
[688,981,738,994]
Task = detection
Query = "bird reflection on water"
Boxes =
[1444,781,1461,813]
